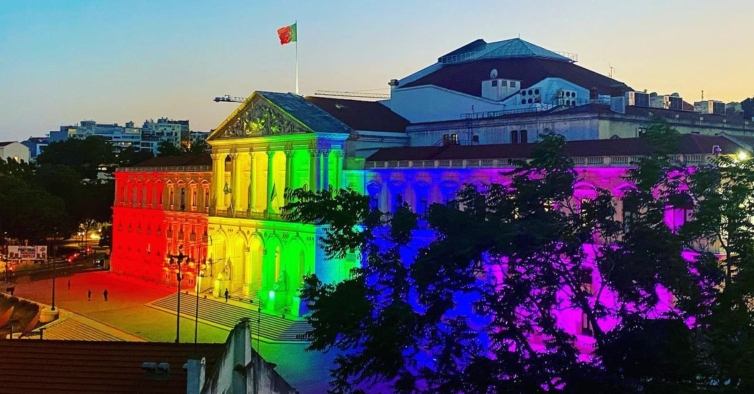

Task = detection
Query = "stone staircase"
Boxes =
[37,317,124,341]
[149,293,311,342]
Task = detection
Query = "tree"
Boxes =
[0,176,67,243]
[36,136,115,180]
[157,140,185,157]
[681,146,754,391]
[116,146,153,167]
[188,139,208,154]
[284,121,740,393]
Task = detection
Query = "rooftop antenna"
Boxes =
[701,90,704,100]
[609,63,615,79]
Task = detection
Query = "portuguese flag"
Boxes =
[277,23,297,45]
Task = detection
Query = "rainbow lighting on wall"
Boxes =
[111,89,740,335]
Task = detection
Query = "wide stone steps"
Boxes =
[150,293,311,342]
[37,317,124,341]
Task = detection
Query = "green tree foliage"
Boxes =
[0,175,67,243]
[36,136,116,180]
[286,123,708,393]
[284,120,753,393]
[116,146,154,167]
[157,140,185,157]
[681,146,754,391]
[188,139,209,154]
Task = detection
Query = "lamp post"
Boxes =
[195,232,209,346]
[167,245,190,343]
[51,231,58,311]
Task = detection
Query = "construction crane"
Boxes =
[214,95,246,103]
[314,90,389,99]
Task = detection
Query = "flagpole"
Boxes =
[295,20,299,95]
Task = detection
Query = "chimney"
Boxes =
[388,79,399,93]
[184,358,206,394]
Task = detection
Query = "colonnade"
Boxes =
[210,147,343,215]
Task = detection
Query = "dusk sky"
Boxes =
[1,1,752,142]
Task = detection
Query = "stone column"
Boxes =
[284,148,293,203]
[333,150,343,191]
[321,149,330,191]
[266,150,275,213]
[249,151,256,212]
[231,153,242,213]
[308,149,319,191]
[211,153,225,210]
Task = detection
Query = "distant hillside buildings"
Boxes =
[15,118,209,162]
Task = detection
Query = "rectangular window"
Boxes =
[510,81,517,88]
[192,190,197,207]
[520,130,528,143]
[204,189,210,207]
[622,198,637,233]
[511,130,519,144]
[419,197,428,216]
[491,80,498,87]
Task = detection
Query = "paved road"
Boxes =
[11,270,336,394]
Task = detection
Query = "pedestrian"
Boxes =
[103,289,108,301]
[87,289,91,301]
[224,288,229,303]
[67,279,70,290]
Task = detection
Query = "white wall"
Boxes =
[0,142,30,163]
[384,86,508,123]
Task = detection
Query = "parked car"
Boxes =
[94,259,105,267]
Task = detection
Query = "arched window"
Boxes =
[366,182,382,211]
[667,192,694,233]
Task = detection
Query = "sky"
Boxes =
[1,0,753,142]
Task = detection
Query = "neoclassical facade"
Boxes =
[111,87,745,324]
[112,154,211,289]
[204,92,363,315]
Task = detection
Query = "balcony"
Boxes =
[209,208,286,222]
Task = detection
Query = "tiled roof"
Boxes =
[130,153,212,168]
[439,38,574,63]
[0,340,224,394]
[306,96,410,132]
[402,57,630,97]
[258,91,352,134]
[367,134,742,162]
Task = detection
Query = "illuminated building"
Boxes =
[112,154,211,290]
[112,37,754,322]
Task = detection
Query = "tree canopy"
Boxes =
[157,140,185,157]
[36,136,115,180]
[284,121,754,393]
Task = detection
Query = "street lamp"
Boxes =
[167,245,190,343]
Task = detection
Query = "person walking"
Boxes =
[87,289,91,301]
[103,289,108,301]
[224,288,229,303]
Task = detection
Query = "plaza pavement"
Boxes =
[11,270,336,394]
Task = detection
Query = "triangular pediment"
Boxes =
[207,92,314,141]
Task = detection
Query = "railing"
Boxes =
[461,106,546,120]
[207,208,287,222]
[117,165,211,173]
[366,154,712,170]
